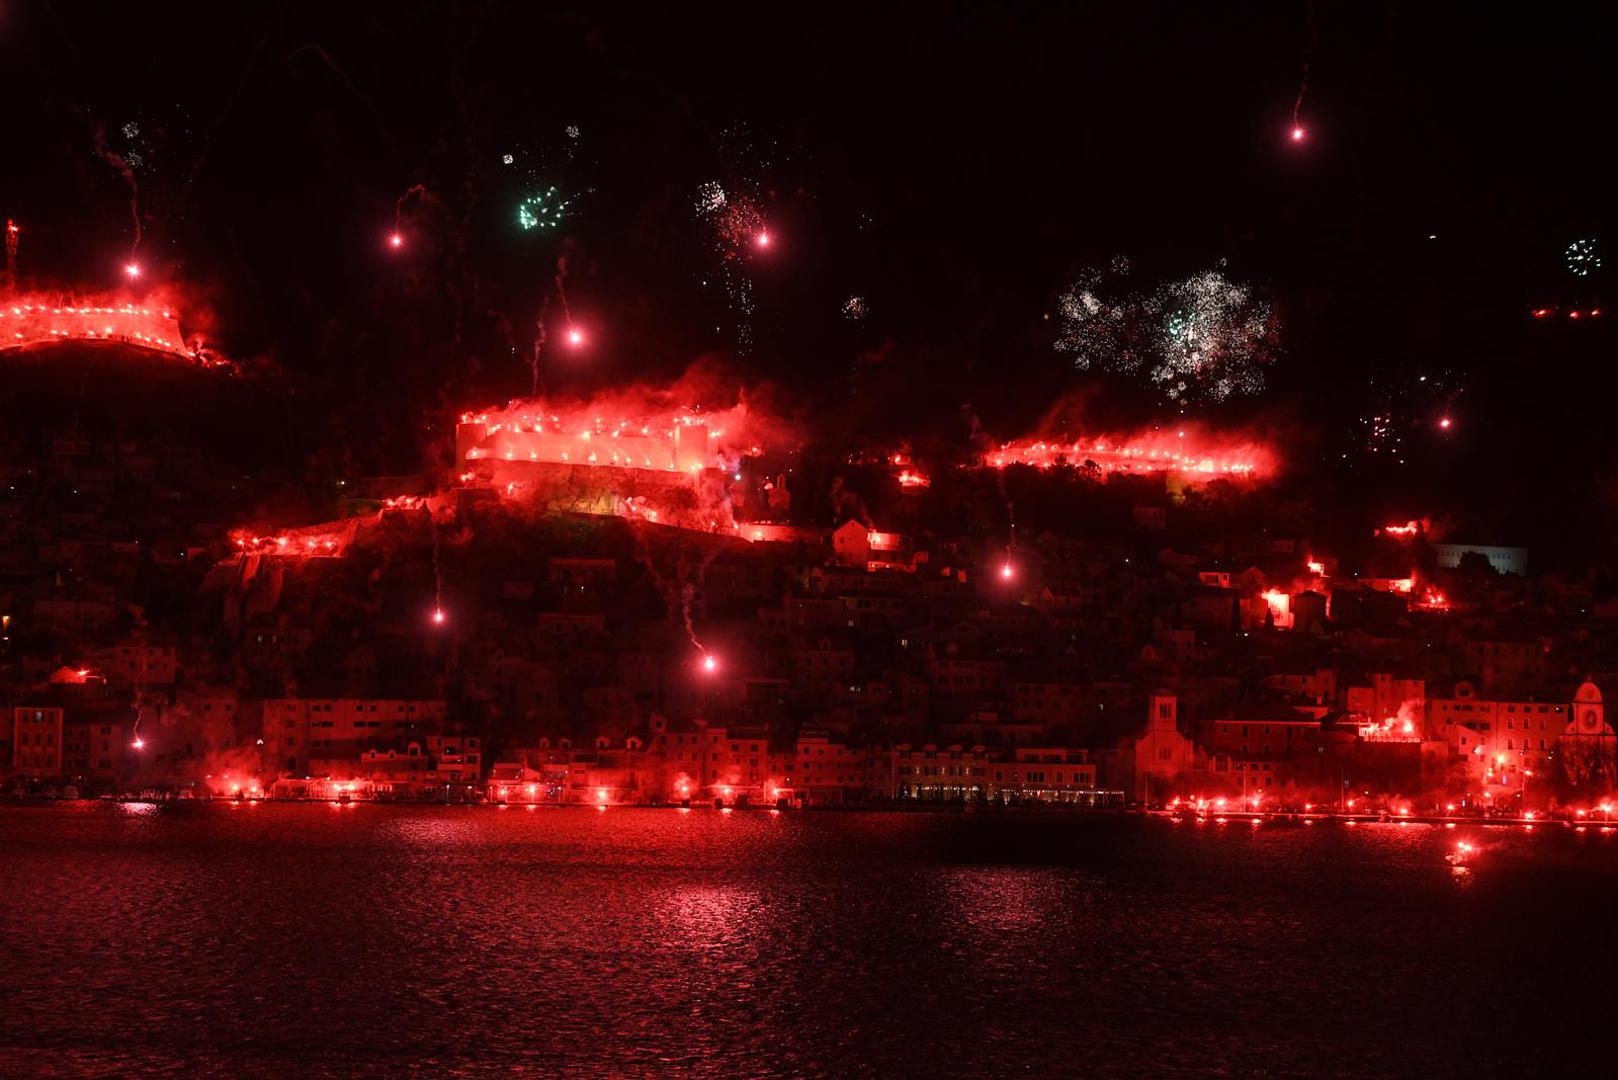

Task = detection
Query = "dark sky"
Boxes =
[1,2,1612,548]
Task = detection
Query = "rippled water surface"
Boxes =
[3,804,1616,1077]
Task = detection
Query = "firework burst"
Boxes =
[1054,262,1278,403]
[517,186,571,231]
[1566,238,1601,278]
[695,180,770,353]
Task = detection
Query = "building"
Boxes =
[1432,543,1527,576]
[1134,693,1194,803]
[10,706,64,778]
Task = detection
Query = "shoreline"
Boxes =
[1,795,1607,829]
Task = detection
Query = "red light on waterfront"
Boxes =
[1532,308,1551,318]
[1570,310,1582,320]
[596,787,609,805]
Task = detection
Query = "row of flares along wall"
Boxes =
[6,286,1274,554]
[1,291,221,367]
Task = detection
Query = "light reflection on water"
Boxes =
[1,805,1616,1077]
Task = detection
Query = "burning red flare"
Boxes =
[754,230,772,249]
[388,232,404,249]
[1,290,203,363]
[432,608,446,625]
[123,261,142,280]
[565,327,586,347]
[1290,126,1306,142]
[702,653,719,674]
[984,430,1273,481]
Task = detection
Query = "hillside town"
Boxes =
[6,392,1617,816]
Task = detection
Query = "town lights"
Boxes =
[596,788,609,805]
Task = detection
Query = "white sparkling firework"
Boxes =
[1055,262,1278,403]
[695,180,766,353]
[565,124,580,139]
[842,295,869,320]
[1566,238,1601,277]
[502,153,514,165]
[695,180,728,216]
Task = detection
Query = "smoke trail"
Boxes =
[395,183,430,233]
[553,252,572,322]
[1292,0,1319,130]
[527,254,571,396]
[92,121,141,255]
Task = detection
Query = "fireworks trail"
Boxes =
[394,183,433,239]
[92,121,142,256]
[1054,261,1279,404]
[695,178,770,355]
[525,254,575,395]
[1290,0,1319,141]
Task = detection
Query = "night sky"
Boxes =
[1,2,1612,555]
